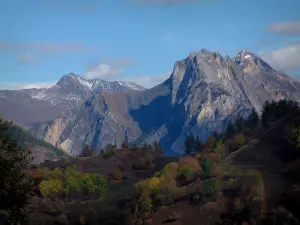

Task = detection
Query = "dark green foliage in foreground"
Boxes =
[6,122,65,156]
[0,117,33,224]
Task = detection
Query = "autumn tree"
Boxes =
[0,117,33,224]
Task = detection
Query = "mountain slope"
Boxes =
[5,121,67,165]
[0,74,146,128]
[31,49,300,155]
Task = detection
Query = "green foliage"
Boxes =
[184,135,203,155]
[203,178,219,197]
[0,117,33,224]
[214,140,224,155]
[262,99,299,128]
[178,165,195,180]
[39,179,63,198]
[202,159,214,176]
[224,120,235,139]
[246,108,260,128]
[38,165,107,200]
[289,126,300,149]
[233,134,246,148]
[102,149,114,158]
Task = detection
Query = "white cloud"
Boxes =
[84,64,124,80]
[84,58,135,80]
[267,21,300,35]
[259,42,300,72]
[17,52,35,64]
[0,82,55,90]
[121,70,172,88]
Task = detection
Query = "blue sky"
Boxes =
[0,0,300,89]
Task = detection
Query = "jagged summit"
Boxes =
[234,49,273,73]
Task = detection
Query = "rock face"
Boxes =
[0,73,146,128]
[31,49,300,155]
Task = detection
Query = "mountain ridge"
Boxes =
[0,74,146,128]
[30,49,300,156]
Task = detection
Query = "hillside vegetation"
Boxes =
[2,117,66,165]
[2,99,300,225]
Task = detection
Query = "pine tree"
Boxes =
[247,108,259,128]
[0,117,33,224]
[261,101,270,128]
[224,120,235,139]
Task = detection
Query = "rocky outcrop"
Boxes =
[31,49,300,155]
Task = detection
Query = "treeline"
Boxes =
[79,139,164,157]
[32,166,108,202]
[184,99,299,156]
[6,122,65,156]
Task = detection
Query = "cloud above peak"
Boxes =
[84,58,135,80]
[259,42,300,72]
[17,53,35,64]
[267,21,300,35]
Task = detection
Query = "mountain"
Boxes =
[0,74,146,128]
[6,121,66,165]
[28,49,300,155]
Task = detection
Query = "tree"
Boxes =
[0,117,33,224]
[246,108,259,128]
[153,140,164,155]
[224,120,235,139]
[80,144,95,157]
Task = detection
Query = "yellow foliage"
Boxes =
[179,156,201,173]
[147,176,161,191]
[165,162,179,178]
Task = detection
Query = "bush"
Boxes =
[111,167,123,180]
[103,150,114,158]
[179,156,201,173]
[202,159,214,177]
[165,162,179,178]
[39,179,63,198]
[203,178,219,199]
[233,134,246,148]
[178,165,195,181]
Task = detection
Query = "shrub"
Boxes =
[178,165,195,181]
[165,162,179,178]
[39,179,63,198]
[103,150,114,158]
[203,178,219,198]
[179,156,201,173]
[111,167,123,180]
[202,159,214,177]
[233,134,246,148]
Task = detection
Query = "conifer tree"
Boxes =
[0,117,33,224]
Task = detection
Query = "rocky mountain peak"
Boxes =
[234,50,273,73]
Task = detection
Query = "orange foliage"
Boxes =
[204,136,216,149]
[179,156,200,172]
[29,171,43,179]
[209,153,217,161]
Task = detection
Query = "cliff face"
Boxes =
[31,49,300,155]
